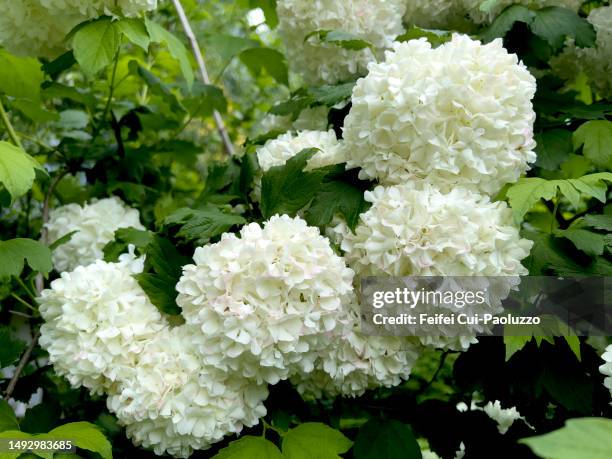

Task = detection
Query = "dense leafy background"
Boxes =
[0,1,611,458]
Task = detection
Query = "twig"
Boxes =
[0,97,24,149]
[171,0,235,157]
[417,350,451,395]
[5,170,67,398]
[4,331,39,397]
[9,310,33,319]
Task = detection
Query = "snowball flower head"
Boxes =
[332,183,532,277]
[276,0,407,84]
[45,196,145,272]
[38,251,166,394]
[290,301,421,398]
[0,0,157,57]
[343,35,536,195]
[176,215,355,384]
[600,345,612,398]
[107,325,268,458]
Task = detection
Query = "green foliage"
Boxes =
[0,238,52,277]
[282,423,353,459]
[0,142,44,201]
[572,120,612,170]
[0,422,112,459]
[0,51,44,101]
[103,227,154,261]
[482,5,596,50]
[134,236,190,315]
[0,326,26,368]
[72,18,122,76]
[240,48,289,86]
[353,420,421,459]
[164,206,246,245]
[520,418,612,459]
[0,400,20,432]
[214,436,283,459]
[535,129,573,171]
[304,30,374,50]
[506,173,612,221]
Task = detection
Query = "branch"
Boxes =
[5,170,67,398]
[0,97,24,149]
[171,0,235,157]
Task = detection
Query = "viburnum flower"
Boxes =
[45,196,145,272]
[107,325,268,458]
[331,183,532,277]
[482,400,523,434]
[276,0,406,84]
[289,301,421,398]
[0,0,157,57]
[38,251,166,394]
[600,345,612,398]
[329,184,530,350]
[342,34,537,196]
[176,214,355,384]
[550,6,612,98]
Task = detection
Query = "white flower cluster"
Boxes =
[600,345,612,398]
[551,6,612,98]
[276,0,407,84]
[38,252,164,395]
[176,215,355,385]
[107,326,268,458]
[45,196,145,272]
[331,184,532,278]
[343,35,537,195]
[329,184,531,350]
[290,303,421,398]
[0,0,157,57]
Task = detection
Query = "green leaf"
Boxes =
[135,236,190,315]
[249,0,278,28]
[0,238,53,277]
[41,51,76,79]
[240,48,289,86]
[164,206,246,245]
[309,82,356,106]
[145,18,194,89]
[0,50,44,101]
[520,418,612,459]
[503,335,533,361]
[0,431,32,459]
[102,227,154,262]
[554,226,606,257]
[282,423,353,459]
[572,120,612,170]
[305,30,373,50]
[305,179,369,230]
[353,419,421,459]
[115,18,150,51]
[10,100,59,123]
[45,422,112,459]
[49,231,77,251]
[0,326,26,368]
[0,141,44,201]
[213,436,283,459]
[506,173,612,221]
[564,335,581,361]
[0,399,19,433]
[182,83,228,119]
[530,7,596,50]
[72,17,121,75]
[535,129,573,170]
[206,34,259,63]
[583,214,612,231]
[260,149,329,219]
[481,5,536,43]
[396,27,452,47]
